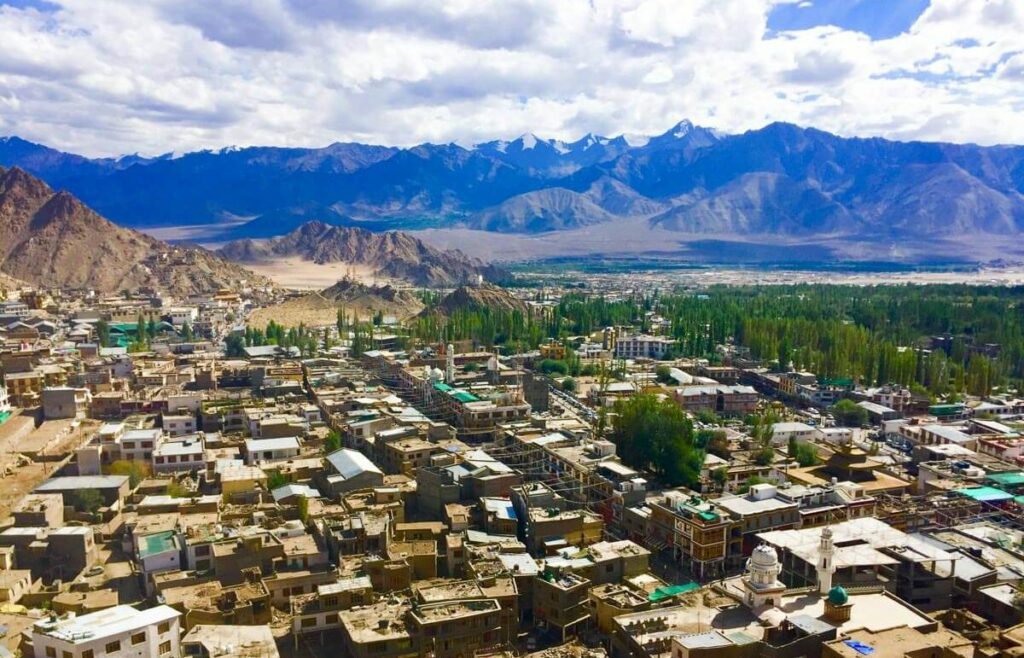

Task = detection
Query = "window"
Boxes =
[159,641,171,655]
[105,640,121,653]
[301,618,317,628]
[195,545,210,556]
[45,648,56,658]
[132,632,146,645]
[158,622,170,634]
[64,651,73,658]
[82,651,94,658]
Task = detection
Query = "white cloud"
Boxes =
[0,0,1021,156]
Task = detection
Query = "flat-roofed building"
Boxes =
[243,436,301,465]
[182,624,280,658]
[32,604,181,658]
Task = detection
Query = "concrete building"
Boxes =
[614,334,675,360]
[673,384,759,417]
[758,517,958,612]
[32,604,181,658]
[152,435,205,473]
[244,437,301,465]
[41,387,91,419]
[181,624,279,658]
[321,448,385,496]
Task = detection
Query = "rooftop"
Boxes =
[34,605,180,644]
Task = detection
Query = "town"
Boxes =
[0,277,1022,658]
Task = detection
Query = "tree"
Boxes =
[325,430,342,454]
[71,489,103,514]
[181,321,194,341]
[753,446,776,466]
[831,399,868,427]
[136,315,148,347]
[696,410,719,425]
[107,459,150,488]
[792,441,819,467]
[609,393,703,487]
[739,475,767,493]
[267,471,289,490]
[539,359,568,375]
[297,495,310,524]
[167,480,191,498]
[96,319,110,347]
[710,467,728,491]
[225,333,246,357]
[655,365,673,384]
[700,430,730,459]
[561,377,577,393]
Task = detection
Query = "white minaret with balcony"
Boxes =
[817,525,836,594]
[445,344,455,384]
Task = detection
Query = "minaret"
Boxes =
[817,525,836,594]
[445,344,455,384]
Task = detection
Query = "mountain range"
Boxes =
[3,121,1024,262]
[0,166,270,294]
[219,221,509,287]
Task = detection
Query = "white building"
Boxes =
[0,385,10,414]
[614,334,675,360]
[244,437,301,465]
[771,421,816,446]
[152,435,206,474]
[120,428,162,462]
[165,392,202,414]
[32,604,181,658]
[166,306,198,327]
[161,414,196,437]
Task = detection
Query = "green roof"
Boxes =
[988,472,1024,487]
[0,411,10,426]
[108,323,140,334]
[648,582,699,602]
[452,391,480,403]
[827,585,849,606]
[139,531,177,558]
[432,382,453,392]
[956,486,1013,503]
[930,404,965,416]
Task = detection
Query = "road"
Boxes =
[548,383,597,423]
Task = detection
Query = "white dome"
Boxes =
[750,544,779,568]
[430,367,444,381]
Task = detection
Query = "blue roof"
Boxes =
[956,486,1013,503]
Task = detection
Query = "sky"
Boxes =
[0,0,1022,157]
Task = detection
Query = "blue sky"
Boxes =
[768,0,931,39]
[0,0,1021,156]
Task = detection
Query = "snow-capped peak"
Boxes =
[218,145,241,154]
[671,120,694,138]
[519,133,538,150]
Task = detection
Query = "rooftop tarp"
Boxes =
[956,486,1013,503]
[988,472,1024,487]
[648,582,699,602]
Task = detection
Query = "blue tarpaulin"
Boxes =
[843,640,874,655]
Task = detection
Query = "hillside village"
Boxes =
[0,276,1022,658]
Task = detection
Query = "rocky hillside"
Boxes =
[220,221,509,287]
[0,166,270,294]
[424,284,527,317]
[248,278,424,328]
